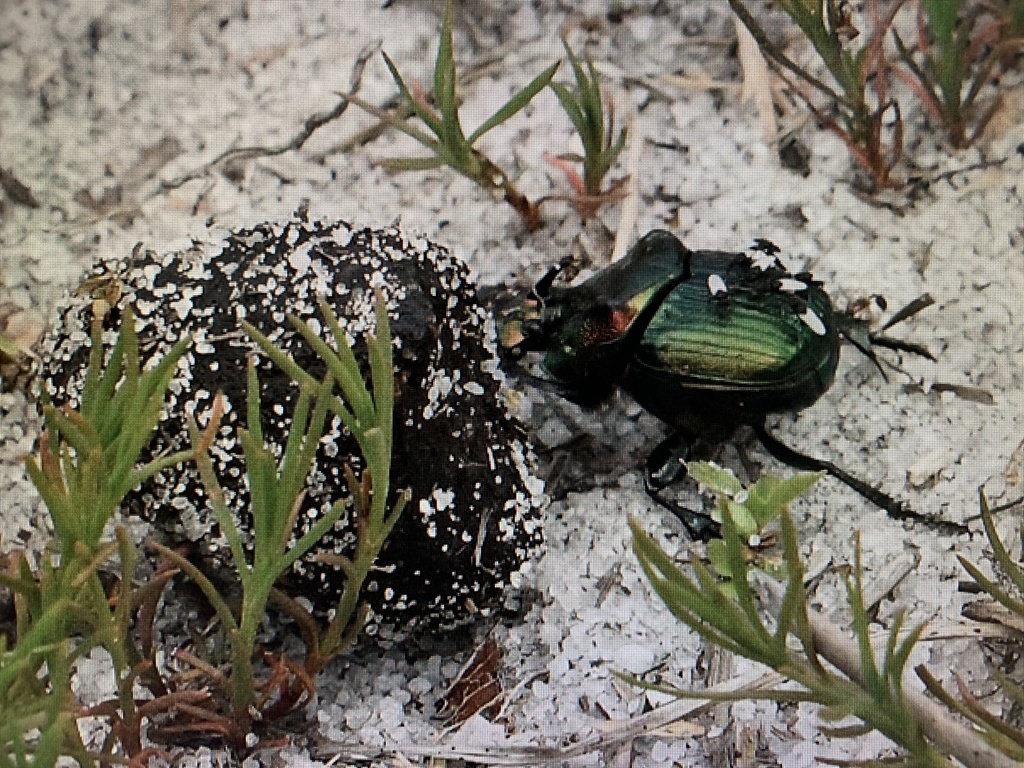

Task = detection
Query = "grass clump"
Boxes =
[1,311,191,766]
[343,0,557,230]
[729,0,1024,188]
[630,472,1024,765]
[344,2,634,228]
[546,37,629,220]
[729,0,905,189]
[150,294,408,746]
[892,0,1024,149]
[0,293,407,762]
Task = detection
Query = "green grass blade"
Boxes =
[80,314,111,423]
[468,61,560,145]
[845,543,884,698]
[381,51,443,136]
[889,618,926,692]
[379,157,447,173]
[958,554,1024,616]
[367,294,394,462]
[342,88,442,148]
[978,488,1024,596]
[310,299,375,426]
[275,501,347,576]
[245,361,265,447]
[719,504,771,654]
[582,56,605,140]
[239,428,278,567]
[277,388,314,498]
[434,0,467,152]
[188,418,251,579]
[549,82,588,139]
[148,539,239,634]
[554,38,603,148]
[241,320,320,392]
[108,336,191,501]
[40,407,94,455]
[773,509,810,659]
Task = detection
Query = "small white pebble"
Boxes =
[407,676,432,696]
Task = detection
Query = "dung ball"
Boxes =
[40,219,545,638]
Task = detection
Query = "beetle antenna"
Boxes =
[879,293,934,332]
[841,329,890,381]
[751,423,967,534]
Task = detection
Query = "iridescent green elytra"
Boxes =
[626,235,839,427]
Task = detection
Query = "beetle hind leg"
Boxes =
[644,431,722,540]
[751,423,967,534]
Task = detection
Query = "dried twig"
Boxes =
[757,577,1018,768]
[314,670,784,766]
[159,41,380,191]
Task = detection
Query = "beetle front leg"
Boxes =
[751,423,967,534]
[644,431,722,540]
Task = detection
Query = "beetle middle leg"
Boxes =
[751,422,967,534]
[644,430,722,540]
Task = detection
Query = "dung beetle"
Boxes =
[500,229,957,538]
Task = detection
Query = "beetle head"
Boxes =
[499,263,629,405]
[498,264,563,357]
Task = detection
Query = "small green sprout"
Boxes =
[686,462,821,591]
[631,509,943,765]
[731,0,1024,181]
[5,287,408,757]
[344,0,558,230]
[27,312,191,552]
[688,461,823,538]
[153,292,408,743]
[629,478,1024,764]
[1,310,193,767]
[919,490,1024,760]
[547,38,628,219]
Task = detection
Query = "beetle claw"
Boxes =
[839,292,936,370]
[645,482,722,541]
[866,333,936,361]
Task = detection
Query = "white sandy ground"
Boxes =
[2,0,1024,766]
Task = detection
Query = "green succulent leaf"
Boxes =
[688,461,745,497]
[745,471,824,528]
